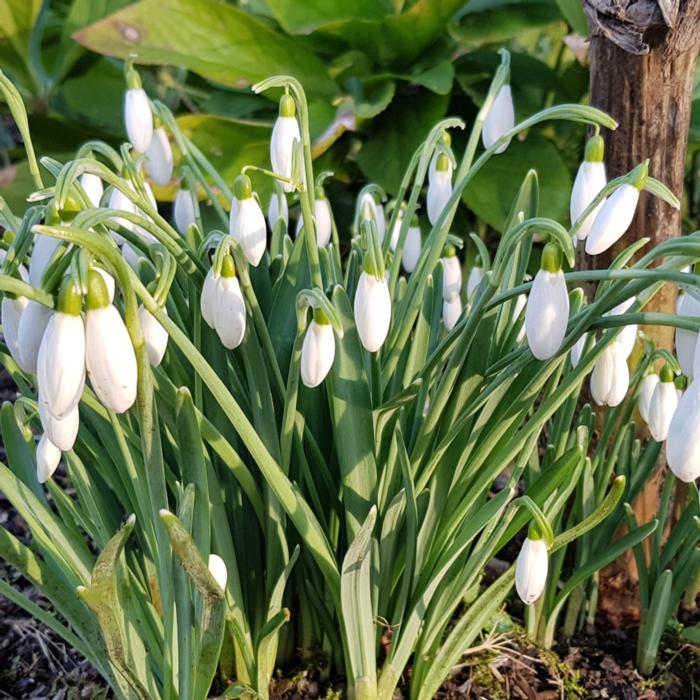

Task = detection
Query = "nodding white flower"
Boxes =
[647,366,678,442]
[213,256,246,350]
[585,163,647,255]
[607,297,637,358]
[590,341,629,407]
[482,84,514,154]
[139,305,168,366]
[36,434,61,484]
[84,270,137,414]
[638,373,659,423]
[667,380,700,482]
[676,377,687,402]
[29,234,62,287]
[515,536,548,605]
[229,175,266,266]
[525,243,569,360]
[301,313,336,388]
[297,195,332,248]
[122,243,145,270]
[359,192,386,243]
[354,269,391,352]
[466,265,484,300]
[270,94,301,193]
[514,293,527,343]
[208,554,228,591]
[267,188,288,231]
[174,188,196,236]
[145,126,173,185]
[17,301,52,373]
[676,292,700,377]
[37,279,85,419]
[388,213,402,252]
[571,134,606,241]
[107,183,137,245]
[124,81,153,153]
[402,219,421,273]
[440,251,462,301]
[133,182,158,243]
[2,295,28,366]
[429,134,453,182]
[570,332,588,369]
[427,153,452,226]
[201,268,217,329]
[442,295,462,331]
[39,400,79,452]
[79,173,104,208]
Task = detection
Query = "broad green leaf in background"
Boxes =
[0,0,41,57]
[264,0,393,34]
[462,132,572,231]
[357,92,449,194]
[74,0,338,98]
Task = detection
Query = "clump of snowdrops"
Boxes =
[0,50,698,699]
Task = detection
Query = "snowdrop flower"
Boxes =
[402,218,421,273]
[39,400,79,452]
[29,234,62,287]
[354,268,391,352]
[570,134,606,241]
[84,270,137,413]
[145,124,173,185]
[267,187,288,231]
[427,153,452,226]
[297,191,332,248]
[213,255,246,349]
[466,264,484,300]
[482,84,514,154]
[667,380,700,482]
[525,243,569,360]
[229,175,266,266]
[37,278,85,419]
[124,69,153,153]
[36,434,61,484]
[440,249,462,301]
[359,192,386,243]
[17,300,52,373]
[173,187,196,236]
[606,297,637,358]
[429,131,453,181]
[514,293,527,343]
[585,164,647,256]
[201,268,217,329]
[442,296,462,331]
[590,341,629,407]
[270,94,300,192]
[647,366,678,442]
[570,333,588,369]
[388,212,402,252]
[301,311,336,388]
[515,535,548,605]
[79,173,104,208]
[107,183,137,245]
[676,292,700,377]
[637,373,659,423]
[2,295,28,367]
[208,554,228,591]
[139,305,168,366]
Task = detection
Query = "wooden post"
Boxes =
[581,1,700,625]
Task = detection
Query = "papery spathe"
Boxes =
[300,319,335,388]
[354,271,391,352]
[482,84,514,154]
[515,537,548,605]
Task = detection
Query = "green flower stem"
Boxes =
[0,277,53,306]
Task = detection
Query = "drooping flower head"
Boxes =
[647,364,679,442]
[124,66,153,154]
[270,94,301,193]
[212,254,246,350]
[515,529,548,605]
[571,133,606,241]
[440,246,462,302]
[427,153,452,226]
[229,175,266,267]
[301,307,336,388]
[145,120,174,185]
[482,84,515,155]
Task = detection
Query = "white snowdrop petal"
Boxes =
[570,333,587,369]
[300,321,336,388]
[37,312,86,419]
[354,272,391,352]
[95,268,116,303]
[606,345,630,407]
[515,537,548,605]
[648,380,679,442]
[271,116,301,193]
[174,189,196,236]
[525,269,569,360]
[29,235,62,287]
[638,374,659,424]
[315,199,332,248]
[85,305,138,413]
[201,269,217,329]
[17,300,51,374]
[124,88,153,153]
[36,434,61,484]
[590,344,615,406]
[466,267,484,300]
[482,85,514,154]
[585,184,639,256]
[208,554,228,591]
[676,293,700,378]
[139,305,169,366]
[79,173,104,208]
[402,226,421,273]
[267,192,288,231]
[442,296,462,331]
[230,197,267,266]
[145,127,173,185]
[2,296,28,366]
[108,185,137,245]
[571,161,606,241]
[213,276,247,350]
[39,400,79,452]
[440,257,462,302]
[668,382,700,482]
[426,169,452,226]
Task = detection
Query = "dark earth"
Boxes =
[0,366,698,699]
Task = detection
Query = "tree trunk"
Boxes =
[581,0,700,627]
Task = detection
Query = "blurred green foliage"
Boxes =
[0,0,698,234]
